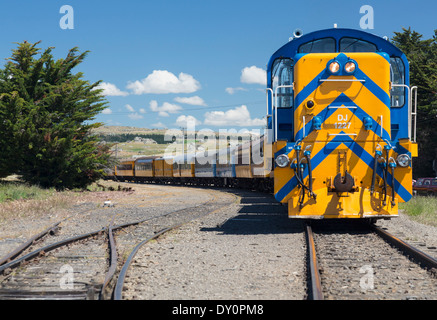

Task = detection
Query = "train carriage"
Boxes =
[135,156,159,181]
[216,147,236,178]
[115,160,135,182]
[173,153,195,178]
[153,158,165,177]
[195,151,216,178]
[234,141,252,179]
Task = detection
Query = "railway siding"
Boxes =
[0,183,239,299]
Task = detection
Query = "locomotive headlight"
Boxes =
[344,61,356,74]
[328,61,340,74]
[275,154,290,168]
[396,154,411,167]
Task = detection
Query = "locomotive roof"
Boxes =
[267,28,407,72]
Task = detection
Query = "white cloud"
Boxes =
[125,104,135,112]
[149,100,183,117]
[101,108,112,115]
[174,96,206,106]
[225,87,248,95]
[128,112,144,120]
[204,105,264,127]
[95,82,129,96]
[151,122,167,128]
[175,115,201,127]
[127,70,201,94]
[139,108,147,114]
[240,66,266,85]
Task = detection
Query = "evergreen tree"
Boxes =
[0,41,111,189]
[391,28,437,177]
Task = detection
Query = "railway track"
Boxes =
[1,181,436,301]
[305,221,437,300]
[0,186,236,300]
[113,191,239,300]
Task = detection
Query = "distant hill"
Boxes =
[92,126,166,136]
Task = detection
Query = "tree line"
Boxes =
[391,28,437,177]
[97,133,166,144]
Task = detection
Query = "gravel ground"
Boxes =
[122,190,308,300]
[376,213,437,260]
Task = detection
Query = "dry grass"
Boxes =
[0,190,77,223]
[0,180,132,224]
[399,195,437,227]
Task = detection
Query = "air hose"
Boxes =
[292,144,316,209]
[382,145,391,206]
[370,146,382,196]
[304,149,316,199]
[371,144,393,207]
[389,158,397,207]
[381,159,387,206]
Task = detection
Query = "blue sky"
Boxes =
[1,0,436,131]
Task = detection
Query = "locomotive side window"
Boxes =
[390,57,406,107]
[298,38,335,53]
[272,58,294,108]
[340,37,377,52]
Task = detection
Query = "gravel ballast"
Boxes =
[122,190,308,300]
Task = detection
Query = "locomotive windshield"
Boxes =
[340,37,377,52]
[298,38,335,53]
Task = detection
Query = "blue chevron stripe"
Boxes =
[274,134,411,203]
[347,137,411,202]
[294,68,327,107]
[275,135,344,202]
[354,68,390,107]
[295,93,391,141]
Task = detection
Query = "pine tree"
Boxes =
[0,41,111,189]
[391,28,437,177]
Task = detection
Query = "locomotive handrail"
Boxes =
[327,133,358,136]
[266,88,274,126]
[319,79,366,83]
[274,84,294,141]
[410,86,418,142]
[327,106,357,109]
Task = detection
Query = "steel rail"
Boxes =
[99,217,118,300]
[371,224,437,271]
[0,206,100,268]
[0,227,107,275]
[0,221,61,266]
[113,226,173,300]
[305,224,324,300]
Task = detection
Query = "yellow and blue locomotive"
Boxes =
[113,28,417,220]
[269,28,417,219]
